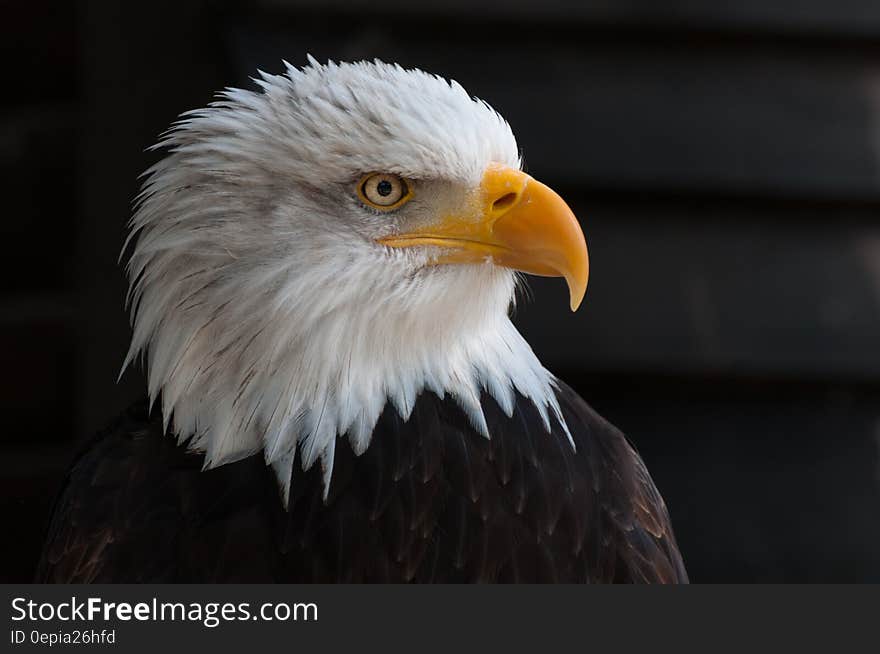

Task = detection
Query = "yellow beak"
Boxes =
[377,164,589,311]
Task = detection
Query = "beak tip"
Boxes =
[568,289,585,312]
[565,262,589,312]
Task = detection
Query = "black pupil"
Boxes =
[376,180,394,197]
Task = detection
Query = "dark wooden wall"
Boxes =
[3,0,880,581]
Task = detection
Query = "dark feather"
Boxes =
[37,383,687,583]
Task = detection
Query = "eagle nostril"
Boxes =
[491,192,519,215]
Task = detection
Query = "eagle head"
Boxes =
[123,58,589,500]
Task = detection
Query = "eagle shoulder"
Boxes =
[36,402,278,582]
[36,389,687,583]
[552,381,689,583]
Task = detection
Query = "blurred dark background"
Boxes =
[4,0,880,582]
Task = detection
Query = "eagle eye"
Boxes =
[358,173,412,210]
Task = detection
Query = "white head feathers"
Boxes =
[122,58,569,502]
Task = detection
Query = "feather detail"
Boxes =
[37,387,687,583]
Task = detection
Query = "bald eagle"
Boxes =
[38,59,687,583]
